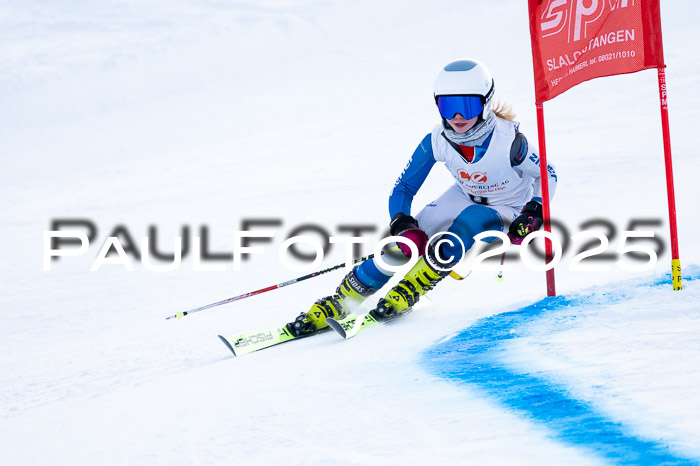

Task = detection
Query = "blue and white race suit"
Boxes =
[356,117,558,289]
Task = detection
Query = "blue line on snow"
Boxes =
[422,267,700,464]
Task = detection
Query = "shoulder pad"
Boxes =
[510,131,528,167]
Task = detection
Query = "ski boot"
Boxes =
[287,268,376,336]
[372,253,450,321]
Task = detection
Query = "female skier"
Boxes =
[288,58,558,335]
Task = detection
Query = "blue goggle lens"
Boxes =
[437,95,483,120]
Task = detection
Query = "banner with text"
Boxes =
[528,0,664,103]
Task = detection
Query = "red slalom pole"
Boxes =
[536,103,556,297]
[657,67,683,290]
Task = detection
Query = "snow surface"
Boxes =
[1,1,699,464]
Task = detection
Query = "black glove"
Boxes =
[390,212,419,236]
[508,201,543,244]
[390,213,428,257]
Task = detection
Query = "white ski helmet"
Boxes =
[433,59,495,121]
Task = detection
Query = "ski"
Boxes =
[326,309,407,339]
[218,325,327,356]
[325,312,379,339]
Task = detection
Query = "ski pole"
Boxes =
[165,253,375,320]
[449,269,472,280]
[496,252,506,282]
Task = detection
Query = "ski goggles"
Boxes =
[436,95,483,120]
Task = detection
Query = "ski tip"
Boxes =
[218,335,238,357]
[325,318,347,339]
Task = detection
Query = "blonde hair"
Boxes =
[491,100,516,121]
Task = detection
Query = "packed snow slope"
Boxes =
[1,1,699,464]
